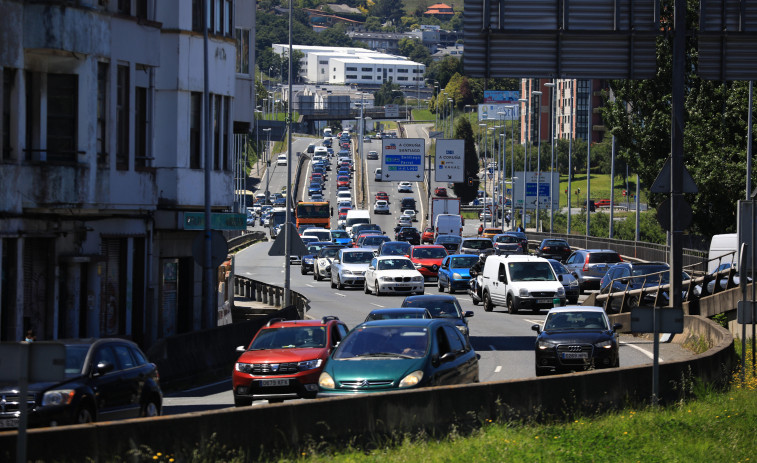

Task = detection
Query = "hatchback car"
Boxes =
[367,150,379,160]
[376,240,412,257]
[233,317,349,405]
[398,181,413,193]
[421,227,435,244]
[437,254,479,294]
[434,234,462,254]
[536,239,573,262]
[318,319,478,395]
[408,245,449,281]
[364,256,425,296]
[598,261,692,312]
[0,338,162,429]
[395,227,421,245]
[373,200,390,214]
[375,191,389,202]
[401,294,474,340]
[492,233,526,255]
[330,248,375,289]
[358,234,391,252]
[434,187,448,197]
[481,228,500,239]
[301,241,334,275]
[548,259,580,304]
[314,245,346,281]
[564,249,623,293]
[459,237,495,255]
[531,306,621,376]
[364,307,432,322]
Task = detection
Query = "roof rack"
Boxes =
[321,316,340,323]
[265,318,286,327]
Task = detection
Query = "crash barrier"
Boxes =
[0,314,735,462]
[141,305,302,393]
[233,275,310,316]
[226,230,267,253]
[292,151,308,201]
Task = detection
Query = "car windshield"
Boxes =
[364,236,390,246]
[334,326,429,359]
[630,265,670,284]
[343,251,374,263]
[464,240,493,250]
[508,261,557,282]
[366,311,428,321]
[307,244,325,254]
[450,256,478,268]
[64,344,90,376]
[249,326,327,349]
[402,299,462,318]
[377,259,416,270]
[495,235,520,243]
[412,248,447,259]
[437,236,462,244]
[331,230,349,239]
[544,312,608,331]
[319,247,341,258]
[543,240,568,247]
[381,243,411,255]
[306,230,331,241]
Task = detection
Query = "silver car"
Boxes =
[563,249,623,293]
[330,248,374,289]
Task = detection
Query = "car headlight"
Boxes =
[41,389,76,407]
[380,276,394,282]
[451,272,463,280]
[342,270,354,276]
[537,340,554,350]
[595,339,614,349]
[456,325,468,335]
[235,362,254,373]
[519,288,531,297]
[318,372,335,389]
[298,359,323,371]
[556,287,565,297]
[568,279,579,287]
[412,276,424,282]
[398,370,424,388]
[413,263,422,269]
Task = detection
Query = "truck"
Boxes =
[323,127,333,138]
[430,197,461,230]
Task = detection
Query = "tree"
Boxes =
[425,56,462,89]
[373,79,405,106]
[370,0,404,26]
[397,38,431,66]
[452,118,480,203]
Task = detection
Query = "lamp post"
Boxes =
[508,104,516,230]
[518,97,529,229]
[262,128,272,204]
[443,92,449,136]
[489,126,496,227]
[254,108,262,175]
[448,98,454,138]
[479,122,488,228]
[434,85,439,130]
[500,132,506,232]
[532,89,543,232]
[544,81,556,234]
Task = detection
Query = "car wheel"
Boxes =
[330,276,336,289]
[506,295,518,314]
[438,279,444,292]
[471,296,479,306]
[375,283,382,296]
[337,275,344,290]
[364,280,371,294]
[301,266,306,275]
[315,269,321,281]
[141,398,161,417]
[74,404,95,424]
[483,292,494,312]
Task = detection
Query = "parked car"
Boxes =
[434,234,463,254]
[438,254,479,294]
[564,249,623,293]
[0,338,162,429]
[536,239,573,262]
[459,237,495,256]
[364,308,432,322]
[408,245,449,281]
[317,319,478,395]
[421,227,435,244]
[531,306,621,376]
[373,200,390,214]
[398,181,413,193]
[376,240,412,257]
[314,245,346,281]
[548,259,580,304]
[434,187,448,197]
[401,294,474,340]
[395,227,421,245]
[364,256,425,296]
[330,248,375,290]
[233,316,349,405]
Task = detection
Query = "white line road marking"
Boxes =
[370,303,385,308]
[489,345,495,350]
[494,366,502,373]
[621,341,661,361]
[305,284,314,287]
[524,319,542,325]
[335,292,346,297]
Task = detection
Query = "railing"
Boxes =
[233,275,310,318]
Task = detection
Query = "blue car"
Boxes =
[330,229,352,246]
[437,254,479,293]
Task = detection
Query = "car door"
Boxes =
[490,262,508,305]
[430,325,468,385]
[564,252,581,277]
[90,344,130,421]
[444,325,478,383]
[111,343,145,418]
[439,257,450,287]
[367,258,378,290]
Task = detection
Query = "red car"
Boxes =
[421,227,435,244]
[408,245,448,281]
[375,191,389,202]
[232,317,349,406]
[337,176,350,188]
[311,172,324,183]
[434,187,448,197]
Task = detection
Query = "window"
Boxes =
[2,68,14,160]
[362,67,372,72]
[222,96,230,171]
[397,69,408,73]
[397,76,408,81]
[96,63,108,167]
[134,86,147,168]
[190,92,201,169]
[192,0,203,32]
[235,28,250,74]
[213,94,220,170]
[361,75,372,80]
[213,0,220,34]
[47,73,78,163]
[376,68,381,71]
[224,0,232,36]
[346,67,357,71]
[136,0,147,19]
[346,75,357,79]
[319,60,328,65]
[116,65,129,170]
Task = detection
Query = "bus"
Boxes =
[295,201,330,230]
[269,207,288,238]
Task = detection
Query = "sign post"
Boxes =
[381,138,425,182]
[434,139,464,184]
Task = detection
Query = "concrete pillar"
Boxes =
[255,282,262,302]
[274,288,281,307]
[261,285,268,304]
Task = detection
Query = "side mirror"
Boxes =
[94,361,115,376]
[368,266,375,270]
[558,274,564,282]
[531,324,541,334]
[464,311,474,318]
[333,259,340,264]
[439,352,456,363]
[236,345,246,353]
[612,323,623,332]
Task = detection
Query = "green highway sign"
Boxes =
[182,212,246,230]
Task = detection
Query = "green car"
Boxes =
[318,319,478,394]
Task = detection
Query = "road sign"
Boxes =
[268,222,309,257]
[381,138,425,182]
[650,156,698,194]
[192,231,229,268]
[630,307,684,333]
[435,139,464,183]
[384,104,399,118]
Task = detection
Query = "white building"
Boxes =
[0,0,255,346]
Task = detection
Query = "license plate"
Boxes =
[396,284,411,287]
[426,277,438,282]
[537,298,552,304]
[0,418,19,428]
[561,352,588,360]
[260,379,289,387]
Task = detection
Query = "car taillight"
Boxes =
[618,255,623,262]
[583,254,590,272]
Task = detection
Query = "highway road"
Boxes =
[163,130,693,414]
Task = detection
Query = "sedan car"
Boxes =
[317,319,478,395]
[459,237,495,256]
[330,248,375,289]
[401,294,474,340]
[408,245,449,281]
[548,259,580,304]
[0,338,162,429]
[531,306,621,376]
[313,245,346,281]
[395,227,421,245]
[373,200,390,214]
[421,227,435,244]
[364,256,425,296]
[364,307,432,322]
[367,150,379,160]
[438,254,479,294]
[536,239,573,262]
[233,317,349,405]
[398,181,413,193]
[434,187,448,197]
[434,234,462,254]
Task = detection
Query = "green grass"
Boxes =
[558,173,647,208]
[411,108,434,121]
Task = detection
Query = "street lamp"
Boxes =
[544,81,556,234]
[479,122,488,228]
[434,85,440,130]
[489,126,496,227]
[532,89,543,232]
[262,128,272,204]
[518,97,529,229]
[448,98,454,138]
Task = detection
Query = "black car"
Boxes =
[459,238,494,255]
[434,234,462,253]
[531,306,621,376]
[400,197,416,211]
[395,227,421,245]
[376,240,413,257]
[401,294,474,340]
[301,241,333,275]
[536,239,572,261]
[0,338,162,429]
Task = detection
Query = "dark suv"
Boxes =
[563,249,623,293]
[233,316,349,405]
[535,239,572,262]
[400,197,416,211]
[395,227,421,245]
[0,338,162,429]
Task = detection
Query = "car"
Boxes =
[277,153,287,166]
[492,233,527,255]
[421,227,435,244]
[434,234,462,254]
[367,150,379,160]
[401,209,417,222]
[598,261,692,312]
[375,191,389,202]
[437,254,479,294]
[398,181,413,193]
[314,245,347,281]
[307,183,322,197]
[317,318,478,395]
[330,248,375,289]
[481,227,500,239]
[337,176,350,188]
[357,234,391,252]
[364,308,432,321]
[401,294,474,340]
[0,338,162,429]
[233,316,350,405]
[310,192,324,202]
[408,245,448,281]
[376,240,413,257]
[564,249,623,293]
[395,227,421,245]
[301,228,331,242]
[330,229,352,246]
[479,211,493,221]
[531,306,621,376]
[459,237,495,255]
[350,223,382,242]
[300,241,333,275]
[434,187,448,197]
[396,217,413,229]
[364,136,371,143]
[400,197,416,211]
[536,239,573,262]
[364,256,425,296]
[548,259,580,304]
[480,254,566,314]
[373,200,390,214]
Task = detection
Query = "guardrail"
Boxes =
[233,275,310,318]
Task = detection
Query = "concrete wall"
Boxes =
[0,315,736,462]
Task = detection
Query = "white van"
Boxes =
[276,154,287,166]
[708,233,738,273]
[374,168,382,181]
[337,190,352,203]
[434,214,463,238]
[345,210,371,235]
[480,255,565,314]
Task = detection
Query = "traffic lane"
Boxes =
[364,153,424,238]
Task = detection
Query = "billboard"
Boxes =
[479,104,519,121]
[484,91,520,103]
[435,139,465,183]
[381,138,425,182]
[512,171,560,210]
